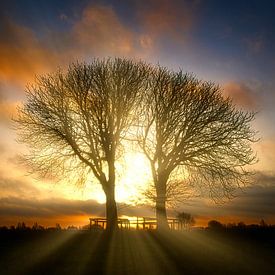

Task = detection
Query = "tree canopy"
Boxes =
[136,67,257,229]
[16,58,148,230]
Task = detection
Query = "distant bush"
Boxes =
[208,220,224,230]
[32,222,45,231]
[67,225,78,230]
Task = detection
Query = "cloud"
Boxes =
[178,171,275,224]
[0,18,60,86]
[137,0,198,43]
[0,143,6,155]
[0,197,103,217]
[254,137,275,171]
[71,5,136,57]
[0,172,274,226]
[0,85,20,123]
[223,183,275,219]
[0,4,152,91]
[0,175,41,198]
[243,35,265,54]
[0,100,18,124]
[0,171,154,225]
[0,196,153,224]
[226,181,275,219]
[223,81,260,109]
[254,170,275,186]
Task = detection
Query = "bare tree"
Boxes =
[137,67,257,230]
[15,58,147,231]
[177,212,195,229]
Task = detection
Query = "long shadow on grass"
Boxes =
[149,230,275,275]
[27,231,105,275]
[2,229,275,275]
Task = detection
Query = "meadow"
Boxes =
[0,227,274,275]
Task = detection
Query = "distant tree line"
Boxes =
[0,222,78,231]
[207,219,273,231]
[1,219,274,232]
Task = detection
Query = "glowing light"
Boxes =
[115,152,152,203]
[89,152,152,204]
[57,151,152,205]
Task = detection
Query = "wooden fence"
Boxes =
[89,217,185,230]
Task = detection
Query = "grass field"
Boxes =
[0,228,274,274]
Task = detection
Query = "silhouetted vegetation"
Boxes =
[208,220,224,230]
[1,219,274,233]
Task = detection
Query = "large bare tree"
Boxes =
[16,58,147,231]
[137,67,257,230]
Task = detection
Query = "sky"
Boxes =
[0,0,275,227]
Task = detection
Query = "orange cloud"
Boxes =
[137,0,198,43]
[255,138,275,171]
[0,101,18,124]
[0,19,60,86]
[72,5,136,57]
[0,4,152,90]
[0,196,153,227]
[223,82,260,109]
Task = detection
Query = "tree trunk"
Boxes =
[104,155,118,232]
[105,184,118,232]
[155,181,169,231]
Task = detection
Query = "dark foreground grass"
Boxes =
[0,229,274,275]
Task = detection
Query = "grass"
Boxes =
[0,228,274,274]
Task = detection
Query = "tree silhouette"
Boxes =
[177,212,195,229]
[137,67,257,230]
[208,220,224,230]
[16,58,147,231]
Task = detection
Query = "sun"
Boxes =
[115,152,152,203]
[64,151,152,204]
